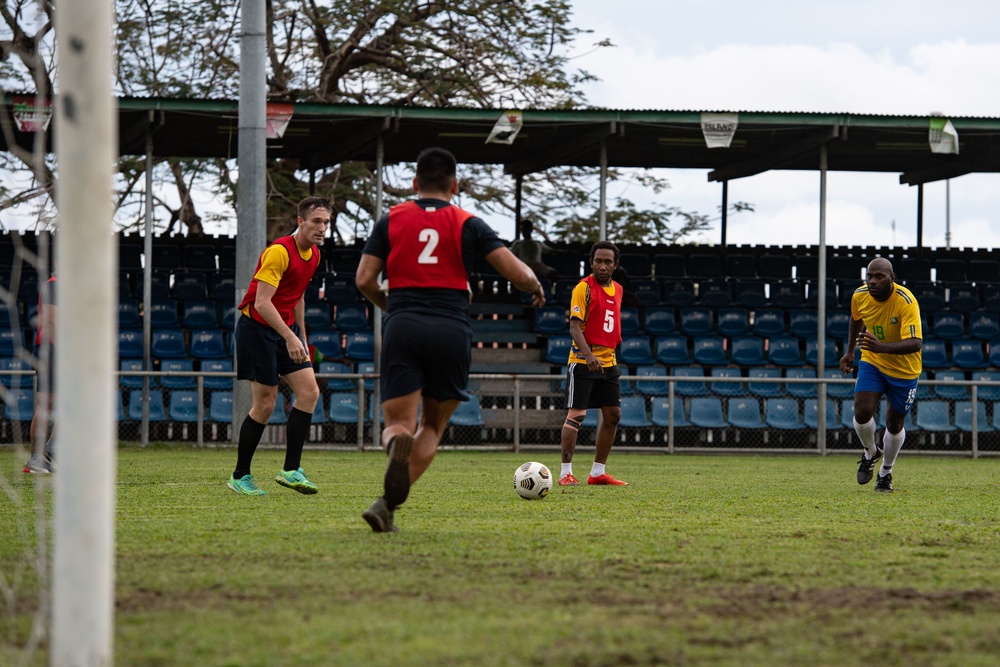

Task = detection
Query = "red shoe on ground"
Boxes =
[587,473,627,486]
[558,473,581,486]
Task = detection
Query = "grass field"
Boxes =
[3,446,1000,666]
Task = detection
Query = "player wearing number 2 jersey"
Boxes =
[839,257,922,493]
[558,241,628,488]
[356,147,545,532]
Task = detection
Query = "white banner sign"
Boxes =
[486,110,523,145]
[700,112,738,149]
[929,117,959,154]
[12,96,53,132]
[266,103,294,139]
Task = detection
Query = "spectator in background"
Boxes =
[510,218,558,283]
[227,196,329,496]
[23,272,57,474]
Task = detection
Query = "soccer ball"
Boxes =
[513,461,552,500]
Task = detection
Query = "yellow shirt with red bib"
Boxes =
[239,235,320,327]
[568,275,622,367]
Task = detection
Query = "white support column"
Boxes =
[52,0,117,664]
[598,139,608,241]
[817,143,829,456]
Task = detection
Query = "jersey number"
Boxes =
[417,228,439,264]
[872,325,885,341]
[603,310,615,333]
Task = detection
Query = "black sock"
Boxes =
[283,407,313,471]
[233,415,267,479]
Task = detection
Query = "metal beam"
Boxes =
[119,109,163,155]
[304,117,392,168]
[708,125,842,182]
[504,122,616,175]
[900,160,975,186]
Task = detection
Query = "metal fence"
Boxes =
[4,369,999,457]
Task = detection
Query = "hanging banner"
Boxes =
[486,110,523,145]
[12,96,53,132]
[929,117,959,154]
[265,103,294,139]
[700,112,738,149]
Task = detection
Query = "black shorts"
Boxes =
[33,342,56,393]
[234,315,311,386]
[381,312,471,402]
[565,362,621,410]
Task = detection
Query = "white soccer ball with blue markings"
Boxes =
[513,461,552,500]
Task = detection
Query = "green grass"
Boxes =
[3,447,1000,666]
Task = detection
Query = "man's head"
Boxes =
[296,196,332,248]
[589,241,620,286]
[414,147,459,196]
[865,257,895,301]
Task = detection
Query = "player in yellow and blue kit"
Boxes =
[839,258,922,493]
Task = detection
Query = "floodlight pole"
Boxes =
[816,144,828,456]
[52,0,117,664]
[598,140,608,241]
[233,0,268,431]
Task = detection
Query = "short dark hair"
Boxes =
[589,240,620,264]
[415,147,457,193]
[298,196,332,220]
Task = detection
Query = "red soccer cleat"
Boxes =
[558,473,581,486]
[587,473,628,486]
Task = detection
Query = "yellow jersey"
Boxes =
[568,280,618,367]
[849,282,922,379]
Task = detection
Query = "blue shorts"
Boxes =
[855,361,918,414]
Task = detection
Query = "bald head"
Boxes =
[867,257,893,277]
[865,258,896,301]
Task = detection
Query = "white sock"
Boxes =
[853,417,878,459]
[561,463,573,478]
[881,428,905,474]
[590,462,606,477]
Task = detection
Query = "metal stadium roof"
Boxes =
[4,95,1000,185]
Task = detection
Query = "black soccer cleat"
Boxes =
[362,496,399,533]
[856,447,882,485]
[874,472,894,493]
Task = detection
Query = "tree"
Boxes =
[1,0,739,244]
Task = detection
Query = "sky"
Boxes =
[561,0,1000,250]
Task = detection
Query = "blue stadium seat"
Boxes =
[344,332,375,360]
[727,398,765,429]
[734,279,768,309]
[119,359,147,389]
[619,253,652,277]
[118,299,141,329]
[983,286,1000,313]
[914,370,932,400]
[716,308,749,336]
[619,336,655,366]
[304,302,333,330]
[767,337,802,366]
[805,279,840,309]
[679,307,713,337]
[990,339,1000,368]
[209,272,236,301]
[324,275,359,304]
[909,283,946,312]
[642,307,676,336]
[784,367,817,398]
[335,303,370,332]
[134,270,171,299]
[168,390,200,423]
[160,358,196,389]
[697,279,732,307]
[219,303,238,329]
[824,368,854,399]
[201,359,234,390]
[726,254,758,279]
[689,254,722,278]
[839,399,858,431]
[4,387,33,421]
[0,356,32,388]
[650,397,690,428]
[954,400,993,433]
[151,329,187,359]
[208,391,233,423]
[826,310,851,340]
[672,366,708,397]
[952,338,988,369]
[921,338,949,369]
[552,279,578,305]
[189,329,228,360]
[768,280,804,309]
[804,398,840,430]
[655,335,691,366]
[534,306,569,334]
[971,371,1000,401]
[915,400,952,432]
[759,254,792,280]
[933,370,967,400]
[449,396,485,426]
[729,336,766,366]
[545,335,573,365]
[660,278,696,307]
[752,309,785,338]
[635,365,670,396]
[805,337,838,367]
[947,285,980,314]
[128,389,166,422]
[619,396,651,428]
[310,330,342,359]
[619,307,642,335]
[693,336,727,366]
[328,248,363,274]
[765,398,804,430]
[318,360,356,391]
[710,366,745,397]
[149,299,180,328]
[969,312,1000,341]
[329,392,366,424]
[182,244,218,272]
[268,393,288,424]
[969,259,1000,283]
[653,253,686,278]
[172,271,208,300]
[788,309,818,338]
[630,278,662,306]
[748,367,783,398]
[182,300,220,329]
[932,311,965,340]
[689,397,727,429]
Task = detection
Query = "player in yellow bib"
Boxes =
[839,258,922,493]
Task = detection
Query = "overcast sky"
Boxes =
[562,0,1000,251]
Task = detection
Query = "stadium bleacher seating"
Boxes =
[766,398,804,430]
[710,366,745,396]
[650,397,690,428]
[804,398,840,430]
[692,336,727,366]
[727,398,765,429]
[689,397,727,429]
[748,367,783,398]
[729,336,766,367]
[955,401,993,433]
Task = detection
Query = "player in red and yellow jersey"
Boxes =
[840,257,922,493]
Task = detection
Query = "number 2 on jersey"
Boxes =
[417,228,439,264]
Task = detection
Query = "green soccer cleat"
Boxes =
[228,474,266,496]
[275,468,318,495]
